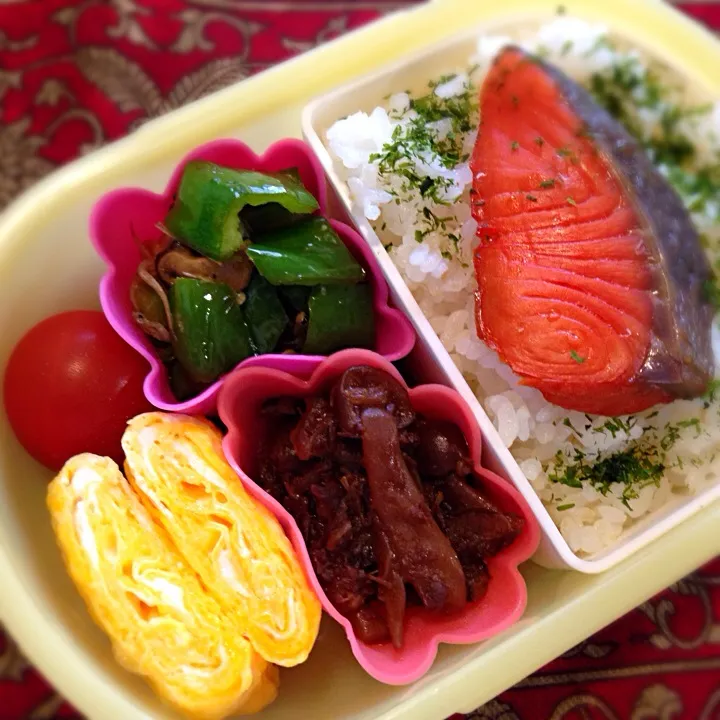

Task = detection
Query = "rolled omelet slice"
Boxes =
[122,412,321,667]
[47,453,277,720]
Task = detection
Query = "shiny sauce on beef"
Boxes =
[256,366,524,648]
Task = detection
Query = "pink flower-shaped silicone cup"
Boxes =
[89,138,415,415]
[218,349,540,685]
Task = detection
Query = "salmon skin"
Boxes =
[470,46,715,417]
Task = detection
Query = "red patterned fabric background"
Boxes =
[0,1,718,719]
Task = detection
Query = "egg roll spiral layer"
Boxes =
[122,413,321,667]
[48,453,277,720]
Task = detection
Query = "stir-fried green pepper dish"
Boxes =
[130,161,375,399]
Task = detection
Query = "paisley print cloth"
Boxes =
[0,1,718,718]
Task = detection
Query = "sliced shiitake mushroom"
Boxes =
[131,261,173,343]
[157,245,253,292]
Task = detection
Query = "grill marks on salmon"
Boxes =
[470,47,714,417]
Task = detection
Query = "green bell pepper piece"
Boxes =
[303,284,375,355]
[244,273,289,354]
[165,162,319,261]
[241,204,299,235]
[278,286,312,313]
[241,168,312,235]
[246,218,366,286]
[169,361,208,402]
[170,278,256,384]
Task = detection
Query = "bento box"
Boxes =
[0,0,719,719]
[302,6,720,574]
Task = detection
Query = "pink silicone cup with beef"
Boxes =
[218,348,540,685]
[89,138,415,415]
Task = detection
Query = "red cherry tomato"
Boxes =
[4,310,154,471]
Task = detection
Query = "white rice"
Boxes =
[326,17,720,556]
